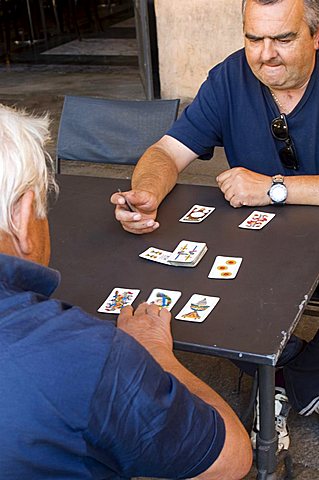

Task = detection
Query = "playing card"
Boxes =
[139,247,172,265]
[175,294,220,323]
[179,204,215,223]
[117,188,135,212]
[208,256,243,279]
[98,287,140,314]
[146,288,182,311]
[168,240,207,267]
[239,211,276,230]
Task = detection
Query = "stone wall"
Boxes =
[154,0,244,101]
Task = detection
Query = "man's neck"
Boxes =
[0,231,19,258]
[269,79,310,114]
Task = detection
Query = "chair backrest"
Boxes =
[56,95,180,173]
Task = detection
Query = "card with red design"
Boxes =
[239,211,276,230]
[179,204,215,223]
[208,256,243,279]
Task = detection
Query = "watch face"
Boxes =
[270,183,287,203]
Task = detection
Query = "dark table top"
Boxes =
[49,174,319,366]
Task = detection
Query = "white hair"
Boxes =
[0,104,58,235]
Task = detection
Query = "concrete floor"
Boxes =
[0,62,318,479]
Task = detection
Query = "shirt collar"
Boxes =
[0,253,60,297]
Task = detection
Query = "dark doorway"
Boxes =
[0,0,137,66]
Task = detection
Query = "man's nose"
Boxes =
[260,39,278,62]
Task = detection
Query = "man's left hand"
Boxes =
[216,167,271,207]
[117,303,173,361]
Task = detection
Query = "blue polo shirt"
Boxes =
[0,254,225,479]
[168,48,319,176]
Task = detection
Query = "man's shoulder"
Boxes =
[208,48,247,76]
[196,48,254,104]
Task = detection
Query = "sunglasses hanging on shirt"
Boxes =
[271,114,299,171]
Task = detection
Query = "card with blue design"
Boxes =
[146,288,182,311]
[168,240,207,267]
[98,287,140,314]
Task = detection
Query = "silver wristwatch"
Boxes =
[268,174,288,204]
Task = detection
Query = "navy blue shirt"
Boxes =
[0,254,225,479]
[168,48,319,176]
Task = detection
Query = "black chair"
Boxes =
[56,95,180,173]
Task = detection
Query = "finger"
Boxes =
[127,190,156,210]
[159,307,171,322]
[117,305,133,322]
[110,192,126,206]
[145,303,161,315]
[216,169,230,184]
[230,196,243,208]
[115,205,142,222]
[134,302,149,315]
[220,182,234,201]
[122,221,160,235]
[217,176,233,194]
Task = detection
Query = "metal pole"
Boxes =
[256,365,278,479]
[25,0,35,44]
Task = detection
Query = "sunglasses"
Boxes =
[271,114,299,170]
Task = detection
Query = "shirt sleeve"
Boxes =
[166,68,224,160]
[85,328,226,479]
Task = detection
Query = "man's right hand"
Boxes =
[110,189,160,234]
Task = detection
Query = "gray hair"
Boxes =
[242,0,319,35]
[0,104,58,235]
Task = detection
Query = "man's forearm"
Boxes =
[285,175,319,205]
[132,144,179,206]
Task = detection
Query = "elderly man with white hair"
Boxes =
[0,105,251,480]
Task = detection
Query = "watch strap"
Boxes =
[271,174,285,185]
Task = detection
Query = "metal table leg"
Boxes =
[256,365,278,479]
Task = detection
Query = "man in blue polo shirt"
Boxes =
[111,0,319,454]
[0,104,252,479]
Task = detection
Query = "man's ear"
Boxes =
[11,190,35,256]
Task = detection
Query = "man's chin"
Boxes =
[258,65,286,87]
[255,75,286,89]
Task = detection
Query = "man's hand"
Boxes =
[110,189,160,234]
[216,167,271,208]
[117,303,172,360]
